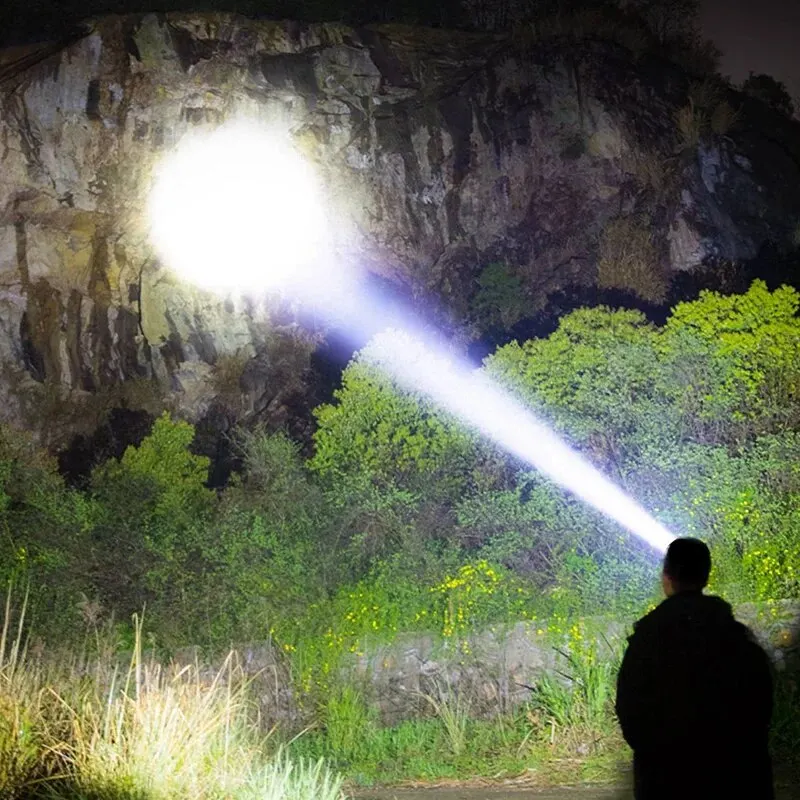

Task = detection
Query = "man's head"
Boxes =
[662,537,711,596]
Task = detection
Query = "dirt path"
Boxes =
[357,787,623,800]
[357,781,798,800]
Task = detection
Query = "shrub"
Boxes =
[311,358,482,500]
[742,72,795,117]
[530,629,621,749]
[472,262,528,330]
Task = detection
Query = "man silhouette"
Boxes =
[616,538,774,800]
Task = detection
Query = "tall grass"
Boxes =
[419,679,472,757]
[675,99,705,150]
[0,590,55,798]
[321,684,375,764]
[530,638,620,752]
[0,600,344,800]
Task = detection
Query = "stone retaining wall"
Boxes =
[172,601,800,727]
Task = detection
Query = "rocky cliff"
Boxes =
[1,14,799,448]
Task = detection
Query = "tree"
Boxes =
[89,413,215,623]
[742,73,795,117]
[310,359,485,500]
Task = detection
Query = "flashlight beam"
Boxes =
[364,329,676,554]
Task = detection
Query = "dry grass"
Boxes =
[710,101,741,136]
[677,80,739,147]
[597,216,667,303]
[621,147,680,200]
[0,601,344,800]
[675,99,706,151]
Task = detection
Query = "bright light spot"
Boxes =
[148,119,677,556]
[149,121,328,293]
[363,330,677,554]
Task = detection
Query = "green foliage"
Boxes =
[419,679,471,757]
[486,306,664,450]
[319,685,376,765]
[7,280,800,788]
[429,559,536,638]
[89,413,215,630]
[311,360,481,499]
[9,280,800,653]
[95,412,213,532]
[663,281,800,440]
[292,636,630,786]
[531,631,621,743]
[0,426,95,635]
[182,428,331,645]
[471,262,528,330]
[483,282,800,605]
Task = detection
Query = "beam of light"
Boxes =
[148,119,677,554]
[360,328,676,554]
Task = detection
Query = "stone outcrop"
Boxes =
[0,14,799,444]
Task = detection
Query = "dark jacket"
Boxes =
[616,591,773,800]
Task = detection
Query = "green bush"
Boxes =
[471,262,528,330]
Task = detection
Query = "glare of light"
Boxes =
[149,120,329,293]
[148,118,677,555]
[362,330,676,554]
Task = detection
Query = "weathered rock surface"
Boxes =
[0,14,798,443]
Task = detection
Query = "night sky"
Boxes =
[702,0,800,106]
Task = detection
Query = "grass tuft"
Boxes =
[0,600,344,800]
[419,679,472,757]
[597,216,666,303]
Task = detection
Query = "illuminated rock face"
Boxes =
[0,14,798,442]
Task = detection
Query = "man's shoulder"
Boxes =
[630,592,735,637]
